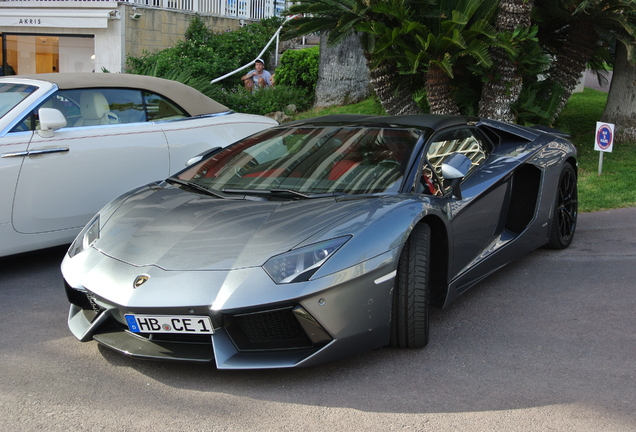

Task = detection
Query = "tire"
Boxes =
[545,162,578,249]
[390,223,430,348]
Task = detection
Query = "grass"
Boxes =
[555,88,636,212]
[292,89,636,212]
[292,96,385,120]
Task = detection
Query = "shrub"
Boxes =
[126,16,310,116]
[274,46,319,93]
[126,16,279,86]
[206,85,312,116]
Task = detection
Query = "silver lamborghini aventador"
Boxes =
[62,114,578,369]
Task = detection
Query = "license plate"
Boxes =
[125,314,214,334]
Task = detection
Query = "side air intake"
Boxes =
[505,164,541,234]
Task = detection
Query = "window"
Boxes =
[10,88,190,132]
[179,126,422,196]
[51,88,147,126]
[106,89,146,124]
[1,83,36,120]
[144,92,187,121]
[423,128,490,195]
[1,34,93,75]
[10,88,150,132]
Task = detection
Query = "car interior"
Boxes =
[73,91,120,126]
[9,87,193,133]
[425,130,489,194]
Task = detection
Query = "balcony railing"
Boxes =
[131,0,285,20]
[4,0,287,21]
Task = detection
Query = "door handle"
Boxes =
[1,147,69,158]
[1,151,29,158]
[27,147,70,156]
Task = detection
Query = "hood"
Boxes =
[96,185,376,271]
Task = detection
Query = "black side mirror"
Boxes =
[441,153,472,199]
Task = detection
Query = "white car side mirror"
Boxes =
[38,108,67,138]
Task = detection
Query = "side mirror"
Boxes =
[441,153,472,200]
[37,108,67,138]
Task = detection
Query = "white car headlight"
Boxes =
[68,215,100,258]
[263,236,351,284]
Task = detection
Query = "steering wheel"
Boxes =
[377,159,401,170]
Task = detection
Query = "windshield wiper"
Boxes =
[222,188,345,200]
[270,188,312,199]
[166,177,226,199]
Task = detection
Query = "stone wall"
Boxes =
[123,4,256,60]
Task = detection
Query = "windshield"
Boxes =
[0,83,37,120]
[178,126,423,196]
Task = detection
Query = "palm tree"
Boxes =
[289,0,501,115]
[285,0,427,115]
[478,0,534,122]
[402,0,500,115]
[535,0,636,123]
[601,39,636,143]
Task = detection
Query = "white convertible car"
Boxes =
[0,73,277,257]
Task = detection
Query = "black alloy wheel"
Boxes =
[546,162,578,249]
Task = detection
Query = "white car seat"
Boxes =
[74,91,119,126]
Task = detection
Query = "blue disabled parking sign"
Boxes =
[595,122,614,153]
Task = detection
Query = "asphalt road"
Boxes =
[1,207,635,432]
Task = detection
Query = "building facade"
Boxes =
[0,0,283,75]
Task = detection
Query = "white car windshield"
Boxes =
[177,126,423,196]
[0,83,37,120]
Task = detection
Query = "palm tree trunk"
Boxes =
[426,64,460,116]
[478,47,523,122]
[370,61,422,116]
[601,42,636,143]
[547,20,598,123]
[478,0,533,122]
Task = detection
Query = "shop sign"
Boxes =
[0,10,117,28]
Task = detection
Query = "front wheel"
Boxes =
[390,223,430,348]
[545,162,578,249]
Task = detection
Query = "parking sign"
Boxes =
[595,122,614,153]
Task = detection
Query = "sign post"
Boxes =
[594,122,614,175]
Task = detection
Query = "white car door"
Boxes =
[12,88,169,234]
[0,130,34,226]
[142,92,277,173]
[0,79,51,232]
[159,113,277,173]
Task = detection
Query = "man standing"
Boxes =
[241,59,273,91]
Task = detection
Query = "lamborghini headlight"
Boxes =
[263,236,351,284]
[68,215,100,258]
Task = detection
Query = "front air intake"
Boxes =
[225,306,330,351]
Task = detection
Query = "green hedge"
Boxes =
[125,16,313,116]
[274,46,319,93]
[126,16,281,86]
[206,85,312,116]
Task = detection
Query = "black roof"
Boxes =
[284,114,479,131]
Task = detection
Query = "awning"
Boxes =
[0,8,120,29]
